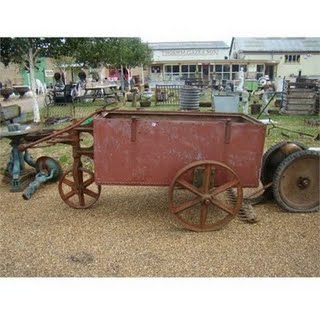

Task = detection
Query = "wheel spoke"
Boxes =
[203,165,211,193]
[83,188,99,199]
[176,179,203,197]
[62,177,75,187]
[200,204,208,227]
[210,179,239,197]
[172,197,202,214]
[77,190,85,206]
[83,176,95,188]
[64,189,76,200]
[210,196,235,215]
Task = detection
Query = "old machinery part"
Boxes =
[0,123,40,191]
[244,182,273,206]
[44,92,54,107]
[24,129,55,142]
[227,189,258,223]
[179,86,200,110]
[22,156,62,200]
[237,201,258,223]
[168,160,243,232]
[261,141,308,199]
[58,167,101,209]
[22,170,54,200]
[35,156,62,183]
[273,150,319,212]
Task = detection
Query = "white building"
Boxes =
[229,37,320,80]
[148,41,230,82]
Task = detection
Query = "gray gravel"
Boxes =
[0,182,319,277]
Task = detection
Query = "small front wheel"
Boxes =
[169,160,243,232]
[58,167,101,209]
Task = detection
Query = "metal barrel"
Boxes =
[179,86,200,110]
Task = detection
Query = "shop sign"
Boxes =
[162,49,219,56]
[44,70,54,77]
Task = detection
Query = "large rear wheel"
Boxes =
[169,160,243,232]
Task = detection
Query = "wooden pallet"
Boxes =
[286,81,318,114]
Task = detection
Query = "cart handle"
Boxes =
[18,108,116,151]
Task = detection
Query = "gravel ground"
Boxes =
[0,180,319,277]
[1,96,319,277]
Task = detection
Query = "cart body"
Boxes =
[94,111,266,187]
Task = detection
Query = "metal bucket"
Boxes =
[180,86,200,110]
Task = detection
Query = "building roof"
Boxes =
[232,37,320,52]
[148,41,229,50]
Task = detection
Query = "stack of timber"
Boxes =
[286,78,319,115]
[280,79,288,110]
[315,80,319,114]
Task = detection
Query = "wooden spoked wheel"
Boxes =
[169,160,243,232]
[58,167,101,209]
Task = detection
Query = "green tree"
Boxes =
[0,37,66,122]
[0,37,152,121]
[67,37,152,88]
[68,37,152,68]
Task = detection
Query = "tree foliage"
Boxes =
[1,37,152,70]
[0,37,68,122]
[0,37,66,69]
[64,37,152,68]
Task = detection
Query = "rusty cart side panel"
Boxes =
[93,111,266,187]
[222,123,266,186]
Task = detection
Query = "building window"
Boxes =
[256,64,265,79]
[284,54,300,63]
[151,66,161,73]
[232,65,239,72]
[213,64,230,80]
[181,64,198,79]
[257,64,264,72]
[164,64,180,80]
[231,64,247,80]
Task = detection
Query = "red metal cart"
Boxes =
[20,109,266,231]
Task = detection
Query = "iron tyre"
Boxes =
[272,150,319,212]
[261,141,308,199]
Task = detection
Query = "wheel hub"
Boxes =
[297,176,310,189]
[201,194,212,205]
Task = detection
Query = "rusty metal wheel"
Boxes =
[58,167,101,209]
[169,160,243,232]
[261,141,307,199]
[273,150,319,212]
